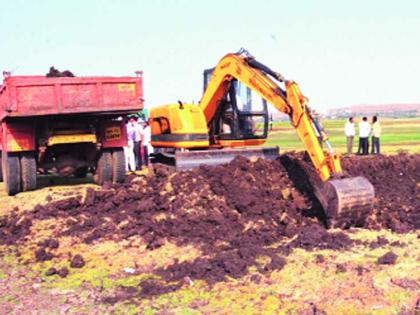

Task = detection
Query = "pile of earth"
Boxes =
[279,152,419,232]
[0,153,418,292]
[46,66,74,77]
[340,154,419,232]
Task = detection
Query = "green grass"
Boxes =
[263,117,420,154]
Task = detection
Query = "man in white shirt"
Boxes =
[344,117,356,154]
[358,117,371,155]
[142,120,152,167]
[125,117,137,172]
[127,116,143,170]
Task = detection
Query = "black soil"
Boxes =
[34,248,53,262]
[38,238,59,249]
[45,267,57,276]
[70,254,85,268]
[341,154,420,232]
[377,251,398,265]
[46,66,74,77]
[0,153,418,297]
[58,267,69,278]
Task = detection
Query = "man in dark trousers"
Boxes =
[142,120,151,167]
[358,117,371,155]
[344,117,356,154]
[371,116,381,154]
[126,116,143,170]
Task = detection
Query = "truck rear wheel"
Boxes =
[112,148,126,183]
[2,152,21,196]
[20,152,37,192]
[94,150,112,185]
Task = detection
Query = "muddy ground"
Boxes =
[0,153,419,313]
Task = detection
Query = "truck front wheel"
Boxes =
[112,148,126,183]
[2,152,21,195]
[94,150,112,185]
[20,152,37,192]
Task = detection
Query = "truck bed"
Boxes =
[0,75,143,119]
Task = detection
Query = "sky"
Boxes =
[1,0,419,112]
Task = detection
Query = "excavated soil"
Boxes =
[340,154,420,232]
[46,66,74,77]
[0,153,419,295]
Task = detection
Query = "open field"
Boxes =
[264,118,420,154]
[0,153,419,314]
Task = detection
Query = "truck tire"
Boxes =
[20,152,37,192]
[2,152,21,196]
[94,150,112,185]
[112,148,126,183]
[74,167,88,178]
[0,152,3,182]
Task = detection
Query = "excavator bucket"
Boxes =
[175,147,279,170]
[314,176,375,229]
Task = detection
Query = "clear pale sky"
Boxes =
[1,0,419,111]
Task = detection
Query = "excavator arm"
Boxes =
[199,50,341,181]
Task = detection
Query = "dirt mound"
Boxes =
[288,224,353,251]
[0,215,32,245]
[70,255,85,268]
[340,154,420,232]
[0,153,418,294]
[58,267,69,278]
[46,66,75,77]
[34,248,53,262]
[377,251,398,265]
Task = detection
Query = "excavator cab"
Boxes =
[204,69,269,143]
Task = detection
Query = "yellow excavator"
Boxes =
[150,49,374,227]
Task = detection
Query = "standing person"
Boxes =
[124,141,136,172]
[134,118,144,170]
[371,116,381,154]
[125,117,137,171]
[344,117,356,154]
[127,116,143,170]
[142,120,152,167]
[358,116,371,155]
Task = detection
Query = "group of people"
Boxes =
[344,116,381,155]
[125,116,152,171]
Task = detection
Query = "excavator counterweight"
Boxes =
[150,49,375,228]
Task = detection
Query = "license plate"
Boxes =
[105,126,122,141]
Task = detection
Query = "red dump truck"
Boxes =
[0,72,143,195]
